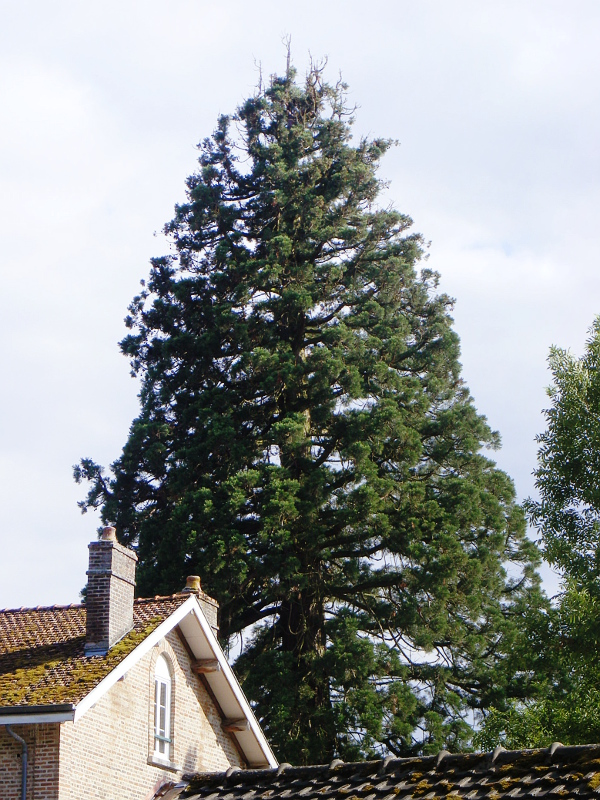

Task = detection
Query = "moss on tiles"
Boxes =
[498,777,518,791]
[413,779,433,796]
[0,617,164,706]
[588,773,600,791]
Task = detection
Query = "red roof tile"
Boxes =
[0,595,188,708]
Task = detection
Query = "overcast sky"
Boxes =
[0,0,597,608]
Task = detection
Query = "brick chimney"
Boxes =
[85,526,138,656]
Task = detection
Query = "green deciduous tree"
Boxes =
[474,583,600,751]
[528,318,600,585]
[477,318,600,750]
[76,62,543,763]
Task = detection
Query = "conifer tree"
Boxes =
[76,62,543,763]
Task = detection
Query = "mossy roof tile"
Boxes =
[0,595,187,707]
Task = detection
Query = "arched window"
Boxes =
[154,654,172,758]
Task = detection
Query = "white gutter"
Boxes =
[0,708,75,725]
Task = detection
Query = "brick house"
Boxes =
[0,526,276,800]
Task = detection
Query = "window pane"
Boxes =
[154,664,171,757]
[154,682,160,733]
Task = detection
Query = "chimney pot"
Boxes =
[101,525,117,541]
[183,575,201,593]
[180,575,220,636]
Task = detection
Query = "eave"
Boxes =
[0,702,75,724]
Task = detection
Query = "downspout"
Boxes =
[6,725,28,800]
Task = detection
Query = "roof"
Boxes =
[0,592,277,768]
[0,595,187,707]
[159,743,600,800]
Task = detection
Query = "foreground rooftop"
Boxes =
[157,743,600,800]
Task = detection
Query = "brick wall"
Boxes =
[58,628,242,800]
[0,723,60,799]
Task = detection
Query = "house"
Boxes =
[0,526,276,800]
[156,742,600,800]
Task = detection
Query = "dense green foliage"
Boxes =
[76,64,543,763]
[527,319,600,584]
[475,583,600,750]
[477,319,600,750]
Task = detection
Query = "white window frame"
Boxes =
[153,654,172,759]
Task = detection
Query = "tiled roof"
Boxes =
[0,595,188,708]
[161,743,600,800]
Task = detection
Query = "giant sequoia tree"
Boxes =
[76,64,543,763]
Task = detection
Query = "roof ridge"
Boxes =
[134,594,190,604]
[0,602,84,614]
[135,591,217,604]
[184,758,398,787]
[0,590,211,615]
[181,742,600,792]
